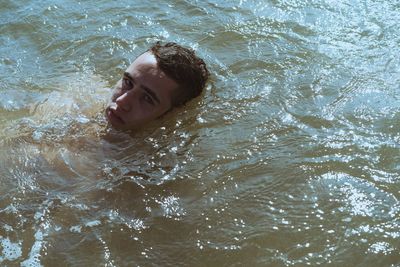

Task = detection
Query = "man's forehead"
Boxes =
[126,53,166,82]
[130,52,157,68]
[127,53,170,83]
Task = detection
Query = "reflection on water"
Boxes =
[1,0,399,266]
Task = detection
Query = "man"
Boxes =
[105,42,209,130]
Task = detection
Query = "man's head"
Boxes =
[105,42,209,130]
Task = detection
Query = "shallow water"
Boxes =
[1,0,399,266]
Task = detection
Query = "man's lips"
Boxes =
[106,106,125,125]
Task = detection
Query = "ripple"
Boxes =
[0,0,399,265]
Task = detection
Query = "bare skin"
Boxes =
[105,52,179,130]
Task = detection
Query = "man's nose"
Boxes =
[115,91,135,112]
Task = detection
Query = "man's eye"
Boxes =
[122,78,133,89]
[143,94,154,105]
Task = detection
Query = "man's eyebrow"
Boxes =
[123,72,160,104]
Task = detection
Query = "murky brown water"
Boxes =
[1,0,399,266]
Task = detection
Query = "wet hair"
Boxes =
[149,42,209,107]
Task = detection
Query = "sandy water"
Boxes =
[0,0,399,266]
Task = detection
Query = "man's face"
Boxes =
[105,52,179,130]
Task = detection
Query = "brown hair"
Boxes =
[150,42,209,107]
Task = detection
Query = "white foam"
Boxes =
[0,237,22,263]
[20,230,44,267]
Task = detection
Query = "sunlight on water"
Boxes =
[0,0,399,266]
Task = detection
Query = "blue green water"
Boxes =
[0,0,399,266]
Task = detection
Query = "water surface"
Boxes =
[0,0,399,266]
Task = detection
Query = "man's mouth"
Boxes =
[106,106,124,125]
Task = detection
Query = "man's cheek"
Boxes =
[111,88,122,102]
[111,81,123,100]
[111,93,117,102]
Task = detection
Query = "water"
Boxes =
[1,0,399,266]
